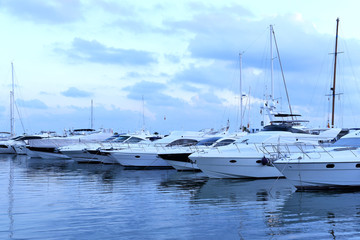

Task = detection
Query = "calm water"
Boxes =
[1,155,360,240]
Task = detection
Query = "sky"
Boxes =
[1,0,360,135]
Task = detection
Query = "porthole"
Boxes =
[356,164,360,168]
[256,160,262,164]
[229,160,237,163]
[135,155,140,158]
[326,164,335,168]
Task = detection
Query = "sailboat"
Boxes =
[0,63,17,154]
[273,18,360,190]
[189,25,341,179]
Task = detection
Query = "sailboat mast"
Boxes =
[270,25,274,101]
[10,62,15,137]
[142,95,145,131]
[239,52,243,131]
[331,18,340,128]
[90,99,94,129]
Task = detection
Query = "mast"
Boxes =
[239,52,243,131]
[142,95,145,131]
[270,25,274,101]
[331,18,340,128]
[272,26,294,119]
[90,99,94,129]
[10,62,15,137]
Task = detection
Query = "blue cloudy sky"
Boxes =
[1,0,360,135]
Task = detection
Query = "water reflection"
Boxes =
[159,171,208,192]
[280,190,360,239]
[191,178,296,239]
[193,178,295,204]
[7,155,15,239]
[4,154,360,239]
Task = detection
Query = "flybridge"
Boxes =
[270,113,310,126]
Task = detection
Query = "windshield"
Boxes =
[333,137,360,147]
[165,139,198,147]
[196,137,222,146]
[213,139,235,147]
[113,136,131,142]
[125,137,145,143]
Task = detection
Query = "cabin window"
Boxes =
[214,139,236,147]
[126,137,145,143]
[166,139,198,147]
[356,164,360,168]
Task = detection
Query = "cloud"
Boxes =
[171,63,236,89]
[0,0,83,24]
[56,38,157,65]
[16,99,48,109]
[123,81,185,107]
[165,9,359,75]
[61,87,93,98]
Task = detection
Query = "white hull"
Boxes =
[35,151,72,159]
[164,159,200,171]
[13,144,27,155]
[60,149,90,159]
[0,146,16,154]
[60,149,117,164]
[274,158,360,189]
[27,147,71,159]
[110,151,172,168]
[192,155,283,179]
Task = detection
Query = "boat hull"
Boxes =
[191,155,283,179]
[110,151,173,168]
[274,160,360,190]
[158,153,200,171]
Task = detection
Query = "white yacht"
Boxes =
[102,130,226,169]
[25,129,113,159]
[189,125,341,179]
[59,132,154,164]
[273,129,360,190]
[158,134,243,171]
[0,132,16,154]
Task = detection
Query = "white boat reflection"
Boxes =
[279,191,360,239]
[193,178,295,203]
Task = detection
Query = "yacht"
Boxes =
[158,134,243,171]
[273,129,360,190]
[102,129,226,169]
[189,125,341,179]
[0,132,17,154]
[59,132,155,164]
[25,129,113,159]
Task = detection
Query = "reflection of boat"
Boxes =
[192,178,296,239]
[280,190,360,239]
[193,178,295,203]
[158,171,208,191]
